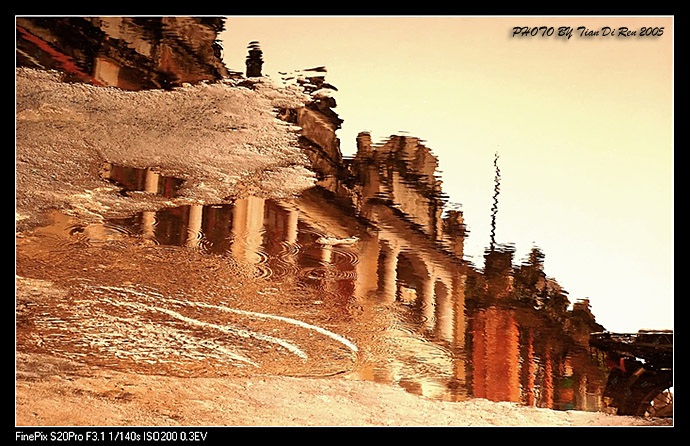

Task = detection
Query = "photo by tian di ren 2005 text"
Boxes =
[512,26,665,39]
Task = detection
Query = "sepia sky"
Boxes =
[219,16,673,333]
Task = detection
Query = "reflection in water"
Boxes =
[17,17,620,412]
[464,246,608,410]
[92,164,608,408]
[349,133,448,242]
[16,17,233,90]
[101,163,185,198]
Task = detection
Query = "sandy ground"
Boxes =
[15,353,672,427]
[15,68,673,428]
[17,356,670,427]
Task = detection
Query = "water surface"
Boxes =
[16,17,614,411]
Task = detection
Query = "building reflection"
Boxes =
[101,163,185,198]
[99,138,609,409]
[16,17,232,90]
[20,17,612,411]
[465,246,607,410]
